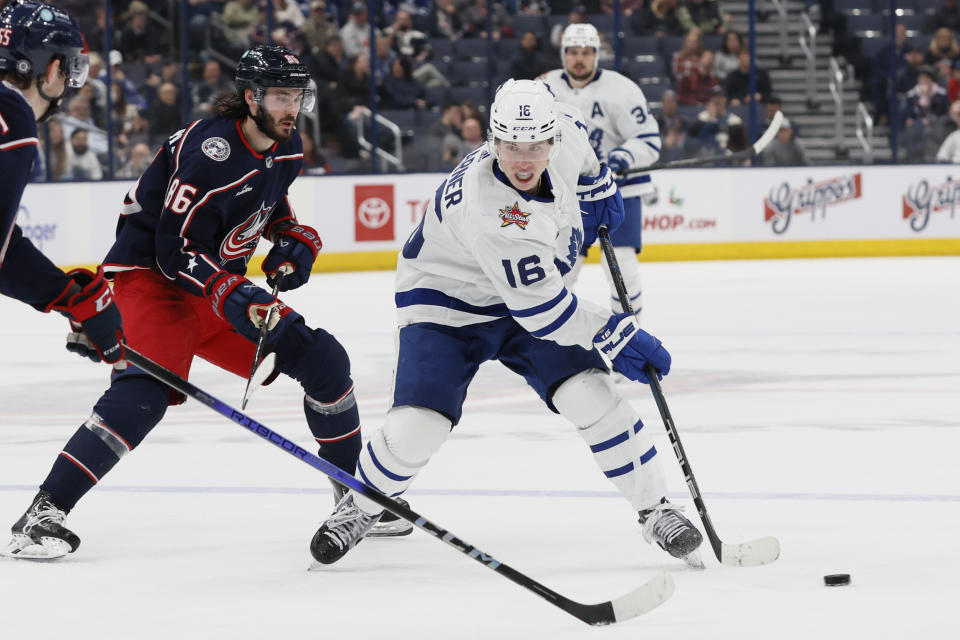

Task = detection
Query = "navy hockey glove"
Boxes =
[51,267,126,366]
[262,223,322,291]
[605,148,632,175]
[206,273,302,343]
[580,188,625,249]
[593,313,671,384]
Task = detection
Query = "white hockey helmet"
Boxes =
[487,78,561,161]
[560,23,601,75]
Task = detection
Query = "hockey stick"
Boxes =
[242,267,288,409]
[123,345,674,626]
[619,110,783,175]
[597,227,780,567]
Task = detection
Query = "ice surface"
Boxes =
[1,257,958,639]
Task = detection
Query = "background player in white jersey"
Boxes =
[309,79,703,568]
[542,23,661,319]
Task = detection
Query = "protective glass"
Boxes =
[259,87,316,113]
[496,139,553,162]
[65,52,89,88]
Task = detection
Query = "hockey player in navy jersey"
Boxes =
[310,79,704,568]
[0,1,124,366]
[542,23,661,320]
[2,44,409,560]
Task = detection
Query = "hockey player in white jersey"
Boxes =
[542,23,661,319]
[309,79,703,568]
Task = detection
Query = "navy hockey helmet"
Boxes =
[0,0,89,88]
[235,45,315,111]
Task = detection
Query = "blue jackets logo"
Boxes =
[201,137,231,161]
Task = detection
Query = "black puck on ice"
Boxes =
[823,574,851,587]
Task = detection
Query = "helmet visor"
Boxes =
[64,52,89,88]
[496,139,553,162]
[259,86,316,113]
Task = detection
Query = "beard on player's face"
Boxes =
[255,105,296,143]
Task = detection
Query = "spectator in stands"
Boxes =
[762,95,795,135]
[221,0,261,49]
[273,0,306,30]
[42,120,68,182]
[602,0,643,14]
[714,29,742,79]
[927,0,960,33]
[431,0,463,39]
[904,66,950,161]
[341,54,379,109]
[148,82,183,145]
[66,95,96,129]
[631,0,684,37]
[85,6,108,55]
[310,35,346,84]
[511,32,551,80]
[678,50,719,106]
[761,117,807,166]
[691,85,742,154]
[948,59,960,103]
[116,143,154,179]
[111,81,141,132]
[65,129,103,180]
[520,1,552,15]
[425,101,463,169]
[119,1,163,65]
[459,116,485,157]
[300,134,332,175]
[551,5,587,50]
[461,0,510,41]
[105,51,148,111]
[124,109,152,149]
[192,61,232,118]
[341,2,374,60]
[898,44,926,94]
[187,0,228,52]
[387,8,448,88]
[867,23,908,125]
[382,56,428,109]
[302,0,340,54]
[656,89,688,135]
[936,100,960,162]
[677,0,730,35]
[672,27,704,81]
[925,28,960,82]
[724,48,772,106]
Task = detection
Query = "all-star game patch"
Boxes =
[499,202,531,229]
[201,137,231,161]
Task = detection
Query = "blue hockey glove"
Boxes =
[593,313,671,384]
[206,273,302,343]
[580,188,625,249]
[262,223,322,291]
[52,267,126,366]
[605,148,632,175]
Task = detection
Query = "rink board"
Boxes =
[15,164,960,273]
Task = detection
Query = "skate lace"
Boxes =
[324,498,376,550]
[24,502,66,533]
[641,503,689,545]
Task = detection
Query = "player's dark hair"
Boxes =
[0,69,33,90]
[214,89,249,119]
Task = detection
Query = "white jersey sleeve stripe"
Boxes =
[396,287,510,317]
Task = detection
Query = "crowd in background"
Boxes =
[20,0,960,180]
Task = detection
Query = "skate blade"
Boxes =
[366,521,414,538]
[0,535,70,560]
[681,549,706,570]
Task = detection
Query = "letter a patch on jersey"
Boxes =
[498,202,531,229]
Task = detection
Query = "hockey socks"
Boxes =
[305,390,362,475]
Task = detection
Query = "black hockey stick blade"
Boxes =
[598,227,781,567]
[620,110,783,174]
[123,346,674,625]
[242,268,287,409]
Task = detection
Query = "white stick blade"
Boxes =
[720,536,781,567]
[610,571,675,622]
[751,110,783,155]
[242,352,277,409]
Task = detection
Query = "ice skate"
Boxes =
[331,481,412,537]
[1,491,80,560]
[310,492,382,564]
[638,498,704,569]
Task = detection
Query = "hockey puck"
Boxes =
[823,574,851,587]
